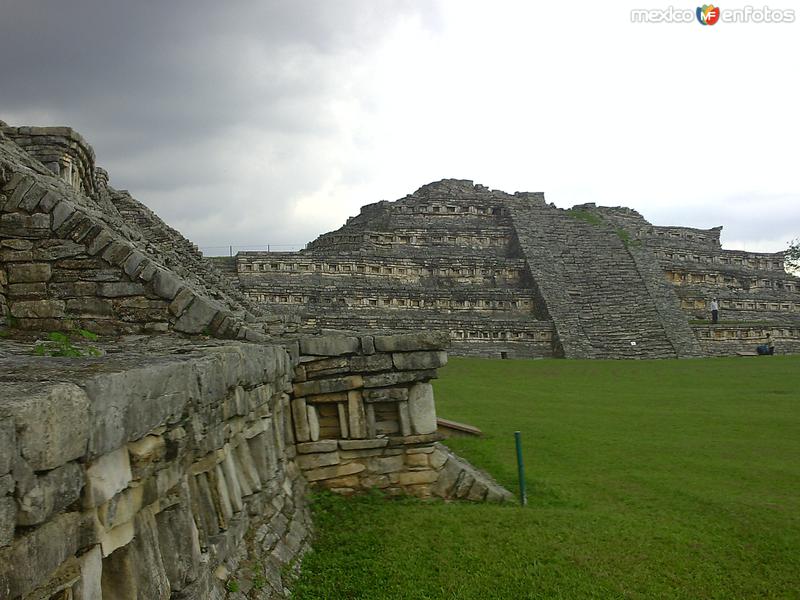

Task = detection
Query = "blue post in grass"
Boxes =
[514,431,527,506]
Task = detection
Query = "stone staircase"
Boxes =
[508,199,695,359]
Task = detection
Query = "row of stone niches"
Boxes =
[311,231,511,249]
[392,202,508,217]
[679,297,800,313]
[666,270,798,292]
[694,326,800,340]
[247,292,536,312]
[649,227,720,245]
[655,250,785,271]
[238,258,525,282]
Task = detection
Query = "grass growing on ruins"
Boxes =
[293,356,800,599]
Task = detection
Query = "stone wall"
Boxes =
[0,134,275,342]
[0,339,311,599]
[287,332,515,500]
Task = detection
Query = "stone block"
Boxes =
[51,200,76,230]
[73,545,103,600]
[360,335,376,354]
[291,397,311,443]
[16,461,84,526]
[233,437,262,493]
[363,387,409,403]
[347,390,367,439]
[0,496,15,548]
[299,335,359,356]
[0,420,14,475]
[398,401,412,436]
[408,383,437,435]
[307,404,320,441]
[102,510,170,600]
[306,391,348,404]
[9,298,65,318]
[0,382,90,471]
[154,488,201,592]
[303,462,365,482]
[84,446,132,508]
[66,297,114,317]
[98,518,135,557]
[97,281,147,297]
[395,470,438,486]
[292,374,363,397]
[97,485,144,530]
[338,438,388,450]
[373,331,450,352]
[367,455,405,474]
[296,452,340,470]
[350,353,393,372]
[82,359,193,457]
[296,440,338,454]
[7,262,51,283]
[303,356,348,378]
[0,511,82,598]
[392,350,448,371]
[363,369,437,388]
[173,296,220,334]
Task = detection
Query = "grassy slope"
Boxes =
[293,357,800,599]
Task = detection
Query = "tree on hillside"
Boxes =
[786,238,800,275]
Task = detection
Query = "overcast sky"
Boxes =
[1,0,797,255]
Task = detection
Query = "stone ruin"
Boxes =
[0,124,512,599]
[218,180,800,358]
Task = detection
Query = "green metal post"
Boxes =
[514,431,527,506]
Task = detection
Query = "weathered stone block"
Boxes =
[408,383,437,435]
[338,438,388,450]
[296,452,340,470]
[362,370,437,388]
[392,350,448,371]
[299,335,359,356]
[173,296,220,334]
[0,496,15,548]
[293,374,363,397]
[73,545,103,600]
[154,487,201,592]
[0,420,14,475]
[303,462,365,482]
[16,461,84,526]
[0,382,90,471]
[363,387,409,403]
[395,470,438,486]
[84,446,132,509]
[0,511,82,598]
[347,390,367,439]
[307,404,320,441]
[296,440,338,454]
[7,262,51,283]
[97,281,147,297]
[9,298,65,318]
[291,397,311,443]
[373,331,450,352]
[350,353,393,373]
[82,360,193,457]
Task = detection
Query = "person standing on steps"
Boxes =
[710,298,719,324]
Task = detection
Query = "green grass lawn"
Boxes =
[292,357,800,599]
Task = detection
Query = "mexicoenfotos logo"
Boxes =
[631,5,796,23]
[697,4,721,25]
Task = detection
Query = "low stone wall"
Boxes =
[288,332,513,501]
[0,340,310,599]
[693,325,800,356]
